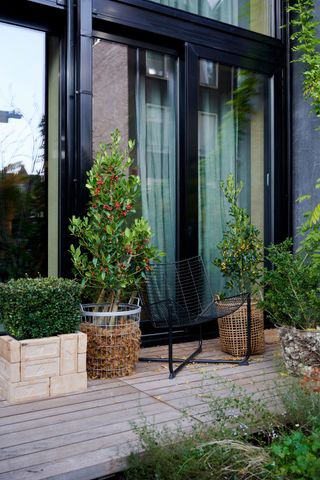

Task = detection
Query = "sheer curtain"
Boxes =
[135,52,177,263]
[198,63,236,294]
[198,64,264,295]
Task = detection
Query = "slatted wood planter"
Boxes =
[0,332,87,403]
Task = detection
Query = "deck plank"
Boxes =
[0,336,281,480]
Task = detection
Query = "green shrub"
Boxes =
[126,422,271,480]
[268,429,320,479]
[0,277,82,339]
[276,377,320,434]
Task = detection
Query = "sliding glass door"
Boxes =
[92,39,178,263]
[197,58,268,292]
[92,37,272,296]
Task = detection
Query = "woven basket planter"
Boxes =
[80,303,141,379]
[218,302,265,357]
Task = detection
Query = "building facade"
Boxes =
[0,0,317,304]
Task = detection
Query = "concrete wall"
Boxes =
[291,3,320,243]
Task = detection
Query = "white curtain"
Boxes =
[198,65,237,294]
[136,52,177,263]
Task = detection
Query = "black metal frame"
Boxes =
[138,256,252,378]
[140,294,252,379]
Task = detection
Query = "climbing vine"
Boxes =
[287,0,320,119]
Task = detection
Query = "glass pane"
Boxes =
[0,23,47,281]
[199,59,218,88]
[198,61,267,292]
[147,0,275,36]
[92,40,177,262]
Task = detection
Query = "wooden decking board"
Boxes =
[148,371,281,404]
[124,350,279,386]
[142,368,280,398]
[0,390,149,428]
[123,362,277,392]
[0,382,132,418]
[0,413,194,475]
[0,394,156,436]
[0,399,178,449]
[0,418,196,480]
[0,337,281,480]
[0,410,187,461]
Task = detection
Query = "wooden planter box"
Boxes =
[0,332,87,403]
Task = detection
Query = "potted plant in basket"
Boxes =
[69,129,163,379]
[212,173,265,357]
[259,182,320,376]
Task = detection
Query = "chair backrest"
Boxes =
[142,256,215,328]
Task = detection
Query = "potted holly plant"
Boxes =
[259,182,320,376]
[69,129,163,379]
[213,173,265,356]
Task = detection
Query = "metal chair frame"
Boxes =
[139,256,252,379]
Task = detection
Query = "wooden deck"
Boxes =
[0,331,280,480]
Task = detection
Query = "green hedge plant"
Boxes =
[0,277,82,340]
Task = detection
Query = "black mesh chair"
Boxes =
[139,256,251,378]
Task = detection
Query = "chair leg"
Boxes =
[168,304,175,379]
[244,293,252,361]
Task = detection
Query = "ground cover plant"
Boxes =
[125,377,320,480]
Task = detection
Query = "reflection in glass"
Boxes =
[92,41,177,262]
[199,59,218,88]
[147,0,275,36]
[198,61,267,292]
[0,24,46,281]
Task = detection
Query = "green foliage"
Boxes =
[268,429,320,479]
[213,173,263,296]
[296,179,320,264]
[287,0,320,120]
[126,422,271,480]
[69,129,163,305]
[258,239,320,328]
[276,377,320,434]
[0,277,82,339]
[125,374,320,480]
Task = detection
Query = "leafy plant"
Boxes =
[268,429,320,479]
[277,376,320,434]
[296,179,320,264]
[0,277,81,339]
[287,0,320,121]
[127,421,272,480]
[69,129,163,310]
[212,173,264,296]
[258,239,320,329]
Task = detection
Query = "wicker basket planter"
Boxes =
[81,303,141,379]
[218,302,265,357]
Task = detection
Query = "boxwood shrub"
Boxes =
[0,277,82,340]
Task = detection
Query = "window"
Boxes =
[0,22,59,280]
[92,40,178,263]
[146,0,275,36]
